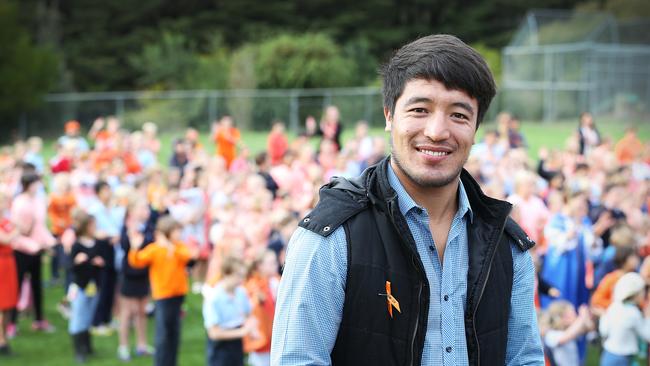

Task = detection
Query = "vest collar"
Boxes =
[367,157,511,227]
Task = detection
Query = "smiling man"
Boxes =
[271,35,544,366]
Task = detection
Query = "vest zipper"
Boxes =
[410,281,423,366]
[471,218,509,366]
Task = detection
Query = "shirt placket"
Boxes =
[411,209,445,365]
[441,214,465,365]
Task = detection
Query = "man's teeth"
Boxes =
[420,150,449,157]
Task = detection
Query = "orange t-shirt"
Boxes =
[591,269,623,311]
[128,241,192,300]
[122,152,141,175]
[267,132,288,165]
[243,274,278,353]
[47,193,77,236]
[615,135,643,164]
[214,127,240,168]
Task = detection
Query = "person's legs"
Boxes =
[205,338,221,366]
[50,243,62,282]
[135,297,149,350]
[153,299,167,366]
[69,287,95,362]
[0,310,11,355]
[0,311,7,348]
[154,296,183,366]
[83,295,99,356]
[10,252,28,325]
[93,268,116,329]
[600,350,633,366]
[118,296,132,351]
[29,253,44,322]
[166,297,182,366]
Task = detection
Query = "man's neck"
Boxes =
[391,162,459,222]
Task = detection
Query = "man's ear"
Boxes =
[384,107,392,132]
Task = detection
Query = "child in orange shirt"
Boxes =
[244,249,280,366]
[591,246,640,316]
[48,173,77,286]
[212,116,241,169]
[128,216,198,366]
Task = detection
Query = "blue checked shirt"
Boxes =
[271,164,544,365]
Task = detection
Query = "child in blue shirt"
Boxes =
[202,256,256,366]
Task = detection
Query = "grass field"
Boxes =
[7,120,650,365]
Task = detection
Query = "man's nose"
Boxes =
[423,112,451,141]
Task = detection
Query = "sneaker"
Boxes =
[117,345,130,361]
[191,282,203,294]
[135,345,154,357]
[145,302,155,317]
[0,344,11,356]
[32,320,56,333]
[6,324,17,339]
[91,325,113,337]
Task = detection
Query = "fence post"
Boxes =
[289,90,299,134]
[116,97,125,122]
[208,91,218,124]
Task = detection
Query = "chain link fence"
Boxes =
[24,87,387,137]
[502,10,650,122]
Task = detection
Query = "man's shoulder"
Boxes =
[299,176,369,238]
[503,217,535,252]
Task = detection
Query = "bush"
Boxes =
[254,33,358,89]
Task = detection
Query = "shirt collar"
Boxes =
[386,161,474,223]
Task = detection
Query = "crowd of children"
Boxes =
[0,108,647,366]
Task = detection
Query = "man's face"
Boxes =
[385,79,477,189]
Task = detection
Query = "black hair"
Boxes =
[94,180,110,195]
[20,171,40,192]
[381,34,496,127]
[255,151,268,166]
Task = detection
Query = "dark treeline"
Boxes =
[16,0,585,92]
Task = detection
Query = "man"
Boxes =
[271,34,544,365]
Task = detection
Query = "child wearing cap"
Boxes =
[599,272,650,366]
[128,216,198,366]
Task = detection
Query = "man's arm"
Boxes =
[505,247,545,366]
[271,226,347,366]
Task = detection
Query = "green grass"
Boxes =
[12,121,650,365]
[3,261,207,365]
[41,120,650,166]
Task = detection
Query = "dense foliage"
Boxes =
[2,0,648,129]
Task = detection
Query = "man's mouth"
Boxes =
[416,147,451,157]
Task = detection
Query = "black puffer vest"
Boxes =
[299,157,534,366]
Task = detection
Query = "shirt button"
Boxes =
[444,294,449,301]
[446,346,452,353]
[428,245,434,251]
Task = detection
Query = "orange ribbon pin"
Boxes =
[384,281,401,318]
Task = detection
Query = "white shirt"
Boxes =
[544,330,579,366]
[600,302,650,356]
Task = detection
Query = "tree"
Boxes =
[0,1,58,122]
[254,33,357,89]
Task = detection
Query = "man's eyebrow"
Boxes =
[403,97,475,116]
[403,97,432,107]
[452,102,475,115]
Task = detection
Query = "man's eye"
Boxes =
[410,108,427,113]
[451,113,468,120]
